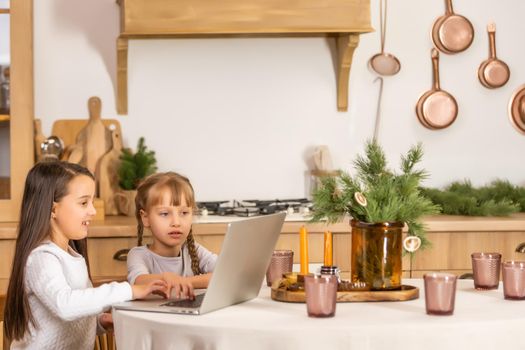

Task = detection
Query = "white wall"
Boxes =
[0,0,8,64]
[27,0,525,201]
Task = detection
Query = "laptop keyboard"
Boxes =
[161,293,206,308]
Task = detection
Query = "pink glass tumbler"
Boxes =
[424,272,457,316]
[266,250,294,287]
[502,261,525,300]
[304,274,338,317]
[471,252,501,290]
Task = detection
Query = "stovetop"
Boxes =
[194,198,313,223]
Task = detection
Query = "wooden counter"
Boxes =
[3,213,525,239]
[2,214,525,281]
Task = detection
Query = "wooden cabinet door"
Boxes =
[87,237,137,279]
[405,231,525,273]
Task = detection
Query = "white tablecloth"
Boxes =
[113,279,525,350]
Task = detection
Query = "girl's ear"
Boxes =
[51,202,58,220]
[140,209,149,227]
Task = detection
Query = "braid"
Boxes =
[135,182,146,246]
[186,229,202,275]
[137,221,144,246]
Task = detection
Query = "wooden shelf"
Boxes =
[116,0,372,114]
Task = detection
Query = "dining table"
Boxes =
[113,278,525,350]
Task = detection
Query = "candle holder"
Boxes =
[320,265,341,282]
[266,250,294,286]
[297,273,314,285]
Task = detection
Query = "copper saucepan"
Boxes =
[508,85,525,135]
[431,0,474,54]
[416,49,458,130]
[368,0,401,76]
[478,23,510,89]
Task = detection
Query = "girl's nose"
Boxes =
[170,218,180,227]
[88,201,97,217]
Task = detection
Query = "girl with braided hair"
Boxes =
[127,172,217,300]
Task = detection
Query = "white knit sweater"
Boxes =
[10,241,132,350]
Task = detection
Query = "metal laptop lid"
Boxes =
[112,212,286,315]
[199,212,286,314]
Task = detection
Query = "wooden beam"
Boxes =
[336,33,359,112]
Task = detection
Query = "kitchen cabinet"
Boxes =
[3,215,525,280]
[115,0,372,114]
[404,230,525,278]
[0,0,34,221]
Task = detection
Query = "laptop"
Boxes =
[113,212,286,315]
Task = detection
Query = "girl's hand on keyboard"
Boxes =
[162,272,195,299]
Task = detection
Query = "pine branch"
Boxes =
[311,140,440,248]
[118,137,158,190]
[420,179,523,216]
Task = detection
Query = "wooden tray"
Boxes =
[271,284,419,303]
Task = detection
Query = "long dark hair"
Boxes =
[135,172,202,275]
[3,161,95,342]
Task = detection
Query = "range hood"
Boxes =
[116,0,372,114]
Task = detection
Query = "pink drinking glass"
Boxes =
[266,250,294,286]
[502,261,525,300]
[304,274,338,317]
[424,272,457,315]
[471,252,501,290]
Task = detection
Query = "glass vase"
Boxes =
[350,220,403,290]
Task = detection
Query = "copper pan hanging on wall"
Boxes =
[478,22,510,89]
[368,0,401,76]
[508,85,525,135]
[431,0,474,54]
[416,49,458,130]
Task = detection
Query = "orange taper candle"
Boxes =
[299,226,309,274]
[324,231,333,266]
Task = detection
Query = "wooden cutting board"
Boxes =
[98,129,123,215]
[54,117,123,165]
[51,119,122,150]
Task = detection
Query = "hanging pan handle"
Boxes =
[431,49,441,91]
[487,22,497,59]
[445,0,454,15]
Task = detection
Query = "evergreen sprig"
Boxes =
[420,179,524,216]
[311,140,440,248]
[118,137,158,190]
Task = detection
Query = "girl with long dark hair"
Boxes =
[3,161,167,349]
